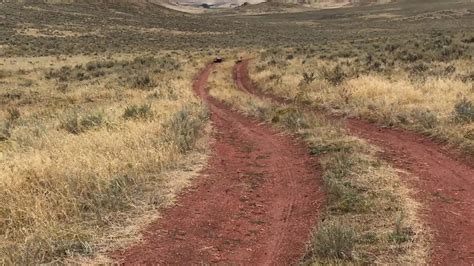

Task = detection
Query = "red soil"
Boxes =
[112,64,325,264]
[234,60,474,265]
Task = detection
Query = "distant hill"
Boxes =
[0,0,395,12]
[266,0,394,8]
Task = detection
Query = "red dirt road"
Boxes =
[234,60,474,265]
[113,64,325,264]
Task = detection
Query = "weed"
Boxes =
[389,212,414,244]
[123,104,154,120]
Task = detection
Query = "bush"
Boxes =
[299,71,316,86]
[130,74,156,90]
[45,66,72,82]
[320,64,347,86]
[7,107,21,122]
[0,121,12,141]
[270,107,308,131]
[409,62,429,75]
[123,104,154,120]
[411,108,438,129]
[453,97,474,123]
[85,60,115,71]
[62,112,106,134]
[166,105,208,153]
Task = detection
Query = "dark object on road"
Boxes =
[214,56,223,63]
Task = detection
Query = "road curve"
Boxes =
[234,59,474,265]
[112,63,325,264]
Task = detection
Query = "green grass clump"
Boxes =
[309,221,357,260]
[165,104,209,153]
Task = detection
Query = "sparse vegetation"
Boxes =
[209,60,427,264]
[1,0,472,263]
[250,35,474,154]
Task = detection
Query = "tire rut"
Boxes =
[234,59,474,265]
[112,63,325,264]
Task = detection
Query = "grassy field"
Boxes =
[0,0,473,263]
[0,51,211,263]
[249,34,473,154]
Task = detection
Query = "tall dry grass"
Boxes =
[0,53,210,263]
[250,52,474,154]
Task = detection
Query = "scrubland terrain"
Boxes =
[250,35,474,154]
[0,0,473,264]
[0,52,210,263]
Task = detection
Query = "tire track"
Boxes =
[234,59,474,265]
[112,63,325,264]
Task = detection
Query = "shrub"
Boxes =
[409,62,429,75]
[0,70,11,79]
[398,50,422,62]
[453,97,474,123]
[62,112,106,134]
[123,104,154,120]
[165,105,208,153]
[45,66,72,82]
[85,60,115,71]
[130,74,156,90]
[461,36,474,44]
[0,121,12,141]
[411,108,438,129]
[299,71,316,86]
[320,64,347,86]
[460,71,474,83]
[271,107,308,131]
[7,107,21,122]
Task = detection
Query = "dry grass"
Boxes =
[208,59,428,264]
[250,49,474,155]
[0,52,211,264]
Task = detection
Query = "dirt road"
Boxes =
[234,60,474,265]
[113,64,325,264]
